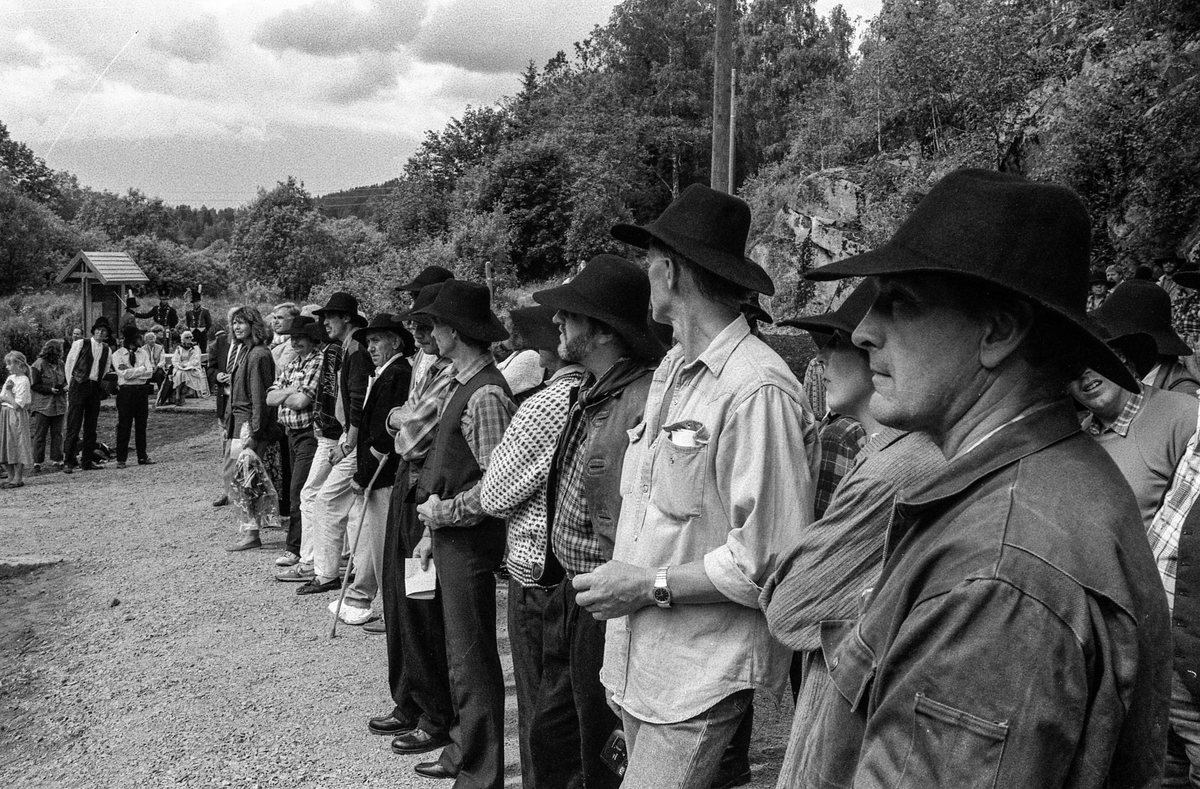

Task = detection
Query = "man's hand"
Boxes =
[329,442,350,465]
[216,372,230,385]
[350,480,364,495]
[413,533,433,570]
[573,561,656,620]
[417,491,446,527]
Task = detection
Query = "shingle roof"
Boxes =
[56,251,149,285]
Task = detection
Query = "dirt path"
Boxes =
[0,411,792,788]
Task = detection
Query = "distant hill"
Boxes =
[315,178,400,223]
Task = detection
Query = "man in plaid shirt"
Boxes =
[265,316,325,570]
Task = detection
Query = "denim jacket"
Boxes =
[800,399,1170,788]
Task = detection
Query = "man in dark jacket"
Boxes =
[330,314,414,625]
[799,169,1170,788]
[529,254,664,789]
[63,317,113,472]
[129,288,179,350]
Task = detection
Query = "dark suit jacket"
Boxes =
[354,354,412,489]
[209,331,230,422]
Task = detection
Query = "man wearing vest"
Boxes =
[63,316,114,473]
[410,280,516,788]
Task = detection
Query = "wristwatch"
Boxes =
[653,566,672,609]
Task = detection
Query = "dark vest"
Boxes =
[1174,500,1200,694]
[416,362,511,520]
[71,340,109,385]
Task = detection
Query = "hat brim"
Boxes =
[611,223,776,296]
[1107,327,1193,357]
[408,307,508,343]
[534,281,665,360]
[777,313,853,335]
[1175,271,1200,290]
[806,246,1139,392]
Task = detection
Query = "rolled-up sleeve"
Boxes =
[705,384,816,608]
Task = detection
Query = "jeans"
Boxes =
[508,580,553,789]
[313,447,362,584]
[620,689,753,789]
[115,384,150,463]
[30,411,63,464]
[1165,670,1200,787]
[63,380,102,467]
[284,427,317,557]
[298,436,338,567]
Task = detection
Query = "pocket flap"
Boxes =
[627,422,646,444]
[824,623,876,712]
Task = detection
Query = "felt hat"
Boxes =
[533,254,665,361]
[611,184,775,296]
[778,280,877,338]
[313,291,368,328]
[395,265,456,293]
[410,280,508,343]
[1173,266,1200,290]
[398,282,445,321]
[509,305,561,353]
[125,296,139,310]
[191,290,203,303]
[121,324,142,341]
[805,168,1137,391]
[277,314,319,339]
[1089,273,1108,287]
[91,316,112,334]
[1092,280,1192,356]
[353,313,416,356]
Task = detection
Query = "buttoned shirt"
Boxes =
[65,337,110,384]
[426,351,516,527]
[481,364,586,586]
[388,355,454,462]
[112,347,153,386]
[602,315,819,724]
[815,413,868,519]
[271,347,322,431]
[1147,400,1200,612]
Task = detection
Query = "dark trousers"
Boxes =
[385,479,452,737]
[278,435,292,516]
[284,427,317,556]
[508,580,553,789]
[31,411,64,464]
[64,380,102,468]
[531,579,620,789]
[115,384,151,463]
[433,523,506,789]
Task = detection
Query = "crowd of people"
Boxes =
[8,167,1200,789]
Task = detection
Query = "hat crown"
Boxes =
[653,184,751,261]
[317,291,360,315]
[414,280,508,343]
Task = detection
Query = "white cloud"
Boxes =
[253,0,427,56]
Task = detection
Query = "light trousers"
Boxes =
[298,436,339,567]
[313,447,361,583]
[341,485,389,609]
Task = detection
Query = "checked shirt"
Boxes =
[271,348,322,431]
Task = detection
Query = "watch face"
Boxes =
[653,586,670,604]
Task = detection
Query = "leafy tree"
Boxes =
[0,179,78,295]
[228,177,333,298]
[0,121,60,209]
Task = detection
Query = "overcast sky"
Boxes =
[0,0,881,209]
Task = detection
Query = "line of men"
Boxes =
[236,169,1190,789]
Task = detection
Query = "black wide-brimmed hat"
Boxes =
[1092,281,1192,357]
[1173,267,1200,290]
[91,316,112,333]
[410,280,508,343]
[398,282,445,321]
[510,305,561,353]
[805,168,1137,391]
[395,265,455,293]
[533,254,665,361]
[779,280,877,338]
[277,314,327,344]
[611,184,775,296]
[353,313,416,356]
[313,291,367,328]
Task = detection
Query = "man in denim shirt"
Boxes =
[798,169,1171,788]
[574,185,820,789]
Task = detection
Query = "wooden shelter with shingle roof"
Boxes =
[55,251,149,334]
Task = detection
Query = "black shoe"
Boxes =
[413,761,457,780]
[711,767,752,789]
[363,618,386,635]
[296,577,341,595]
[392,729,451,755]
[61,465,74,475]
[116,461,126,469]
[81,464,102,471]
[138,458,154,465]
[368,714,417,736]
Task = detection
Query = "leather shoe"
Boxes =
[363,618,386,635]
[392,729,451,755]
[368,714,417,736]
[413,761,457,780]
[225,537,262,552]
[296,577,341,595]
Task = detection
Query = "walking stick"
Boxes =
[329,456,387,639]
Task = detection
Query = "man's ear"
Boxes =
[979,301,1034,370]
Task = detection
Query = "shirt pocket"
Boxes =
[648,424,708,520]
[896,692,1008,788]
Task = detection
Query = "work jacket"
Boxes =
[800,399,1170,788]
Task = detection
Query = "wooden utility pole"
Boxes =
[710,0,734,194]
[728,68,738,191]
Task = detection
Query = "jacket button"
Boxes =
[829,656,839,670]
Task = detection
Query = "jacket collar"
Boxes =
[581,357,656,408]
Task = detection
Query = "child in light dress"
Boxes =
[1,350,34,487]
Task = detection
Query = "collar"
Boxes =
[1142,364,1161,386]
[900,398,1083,512]
[676,314,751,378]
[452,350,493,384]
[371,352,404,378]
[548,363,585,384]
[1082,390,1144,438]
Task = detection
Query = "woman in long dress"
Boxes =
[170,330,209,405]
[0,350,34,488]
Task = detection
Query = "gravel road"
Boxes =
[0,411,792,788]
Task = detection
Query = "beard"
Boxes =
[560,329,599,363]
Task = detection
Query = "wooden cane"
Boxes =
[329,456,387,639]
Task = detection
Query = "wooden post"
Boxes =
[728,68,738,191]
[485,261,495,304]
[710,0,734,193]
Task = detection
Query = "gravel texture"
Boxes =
[0,411,792,788]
